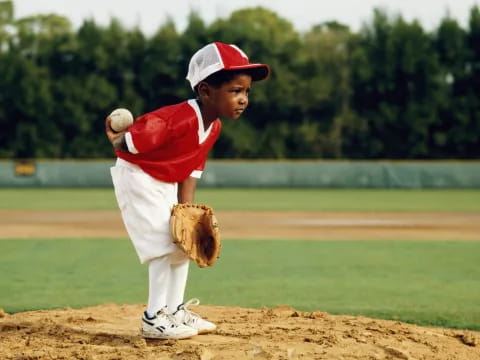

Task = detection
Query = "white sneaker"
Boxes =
[141,307,198,339]
[174,298,216,334]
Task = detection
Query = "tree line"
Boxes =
[0,1,479,159]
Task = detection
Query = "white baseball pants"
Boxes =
[110,158,190,314]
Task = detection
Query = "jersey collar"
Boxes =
[187,99,213,144]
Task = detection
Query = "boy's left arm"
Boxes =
[178,176,197,203]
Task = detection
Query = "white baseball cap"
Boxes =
[186,42,270,90]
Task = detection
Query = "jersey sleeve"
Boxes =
[127,112,170,153]
[189,157,207,178]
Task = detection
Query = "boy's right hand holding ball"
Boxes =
[105,116,126,144]
[105,114,130,152]
[106,108,134,146]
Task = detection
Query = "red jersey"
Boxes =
[116,99,222,183]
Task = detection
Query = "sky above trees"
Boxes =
[12,0,480,34]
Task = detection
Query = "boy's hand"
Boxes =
[105,116,128,151]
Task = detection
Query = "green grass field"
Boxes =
[1,188,480,211]
[1,238,479,330]
[0,188,479,331]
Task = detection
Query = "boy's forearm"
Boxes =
[112,135,129,152]
[178,176,197,203]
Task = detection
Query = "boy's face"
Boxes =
[207,74,252,119]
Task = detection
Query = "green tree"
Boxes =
[0,0,15,155]
[55,18,142,157]
[463,6,480,157]
[294,22,356,158]
[0,53,59,157]
[349,9,441,158]
[0,9,71,157]
[137,20,184,109]
[432,16,470,157]
[0,0,13,51]
[1,3,478,160]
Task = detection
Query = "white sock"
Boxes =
[166,258,189,313]
[146,255,170,317]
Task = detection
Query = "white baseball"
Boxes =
[109,108,134,132]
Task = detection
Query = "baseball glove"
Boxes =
[170,203,221,268]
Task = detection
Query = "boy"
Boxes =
[105,42,270,340]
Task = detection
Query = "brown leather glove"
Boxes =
[170,203,221,268]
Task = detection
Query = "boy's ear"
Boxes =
[197,82,210,98]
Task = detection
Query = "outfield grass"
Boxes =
[1,188,479,211]
[1,187,479,331]
[1,238,479,331]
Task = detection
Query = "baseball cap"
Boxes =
[186,42,270,90]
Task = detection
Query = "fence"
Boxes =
[1,160,479,188]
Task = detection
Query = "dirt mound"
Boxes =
[1,303,478,359]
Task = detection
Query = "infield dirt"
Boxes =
[1,210,479,359]
[1,209,480,240]
[1,302,479,359]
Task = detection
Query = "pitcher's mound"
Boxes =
[0,303,478,359]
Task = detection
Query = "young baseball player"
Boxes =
[105,42,270,340]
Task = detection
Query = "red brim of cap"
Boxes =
[226,63,270,82]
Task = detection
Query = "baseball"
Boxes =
[109,108,134,132]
